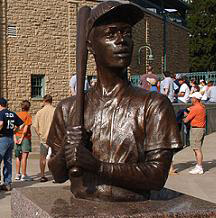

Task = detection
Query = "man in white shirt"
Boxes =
[207,81,216,103]
[160,71,175,103]
[178,76,190,104]
[69,74,77,96]
[69,74,89,96]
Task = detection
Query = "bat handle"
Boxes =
[69,167,82,177]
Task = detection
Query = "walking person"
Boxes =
[184,92,206,175]
[14,100,33,181]
[33,95,55,182]
[0,98,23,191]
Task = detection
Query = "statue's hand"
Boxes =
[64,126,100,173]
[72,144,101,173]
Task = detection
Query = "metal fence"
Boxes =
[177,71,216,84]
[130,75,140,87]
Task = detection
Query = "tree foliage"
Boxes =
[187,0,216,71]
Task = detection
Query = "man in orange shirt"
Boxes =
[184,92,206,175]
[14,100,32,181]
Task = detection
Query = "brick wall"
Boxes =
[1,0,189,113]
[131,9,189,75]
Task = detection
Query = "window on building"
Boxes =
[31,75,45,98]
[7,25,17,37]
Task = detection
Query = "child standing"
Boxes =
[14,100,32,181]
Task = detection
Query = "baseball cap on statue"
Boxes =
[87,1,144,37]
[189,92,202,100]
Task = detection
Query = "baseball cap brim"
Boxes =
[96,3,143,26]
[88,2,144,35]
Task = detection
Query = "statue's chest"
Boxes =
[84,99,145,162]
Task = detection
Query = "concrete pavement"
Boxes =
[166,131,216,203]
[1,132,216,218]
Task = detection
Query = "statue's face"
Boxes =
[89,22,133,69]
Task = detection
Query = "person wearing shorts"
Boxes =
[33,95,55,182]
[40,143,48,157]
[184,92,206,175]
[14,100,32,181]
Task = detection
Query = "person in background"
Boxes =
[190,79,200,95]
[199,79,206,89]
[14,100,32,181]
[69,74,77,96]
[199,80,208,101]
[0,98,23,191]
[173,74,181,98]
[184,92,206,175]
[206,81,216,103]
[69,74,89,96]
[147,77,159,92]
[140,65,158,91]
[160,71,175,103]
[178,76,190,104]
[33,95,55,182]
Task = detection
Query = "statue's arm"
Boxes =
[47,102,69,183]
[99,148,173,191]
[70,142,173,192]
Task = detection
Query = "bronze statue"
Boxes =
[47,1,182,202]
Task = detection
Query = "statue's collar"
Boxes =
[90,80,130,101]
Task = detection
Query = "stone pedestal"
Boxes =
[11,186,216,218]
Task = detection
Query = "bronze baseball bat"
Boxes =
[70,6,91,177]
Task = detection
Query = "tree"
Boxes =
[187,0,216,71]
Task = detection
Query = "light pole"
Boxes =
[138,45,154,65]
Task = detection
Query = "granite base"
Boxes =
[11,186,216,218]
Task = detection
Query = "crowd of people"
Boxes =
[139,66,216,104]
[0,95,55,191]
[69,67,216,105]
[139,66,215,175]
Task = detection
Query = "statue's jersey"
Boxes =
[47,81,182,201]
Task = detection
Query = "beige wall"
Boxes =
[0,0,7,98]
[1,0,189,113]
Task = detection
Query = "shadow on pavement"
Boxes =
[0,171,53,199]
[174,159,216,173]
[0,190,11,200]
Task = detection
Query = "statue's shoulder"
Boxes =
[128,86,171,107]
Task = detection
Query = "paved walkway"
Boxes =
[1,132,216,218]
